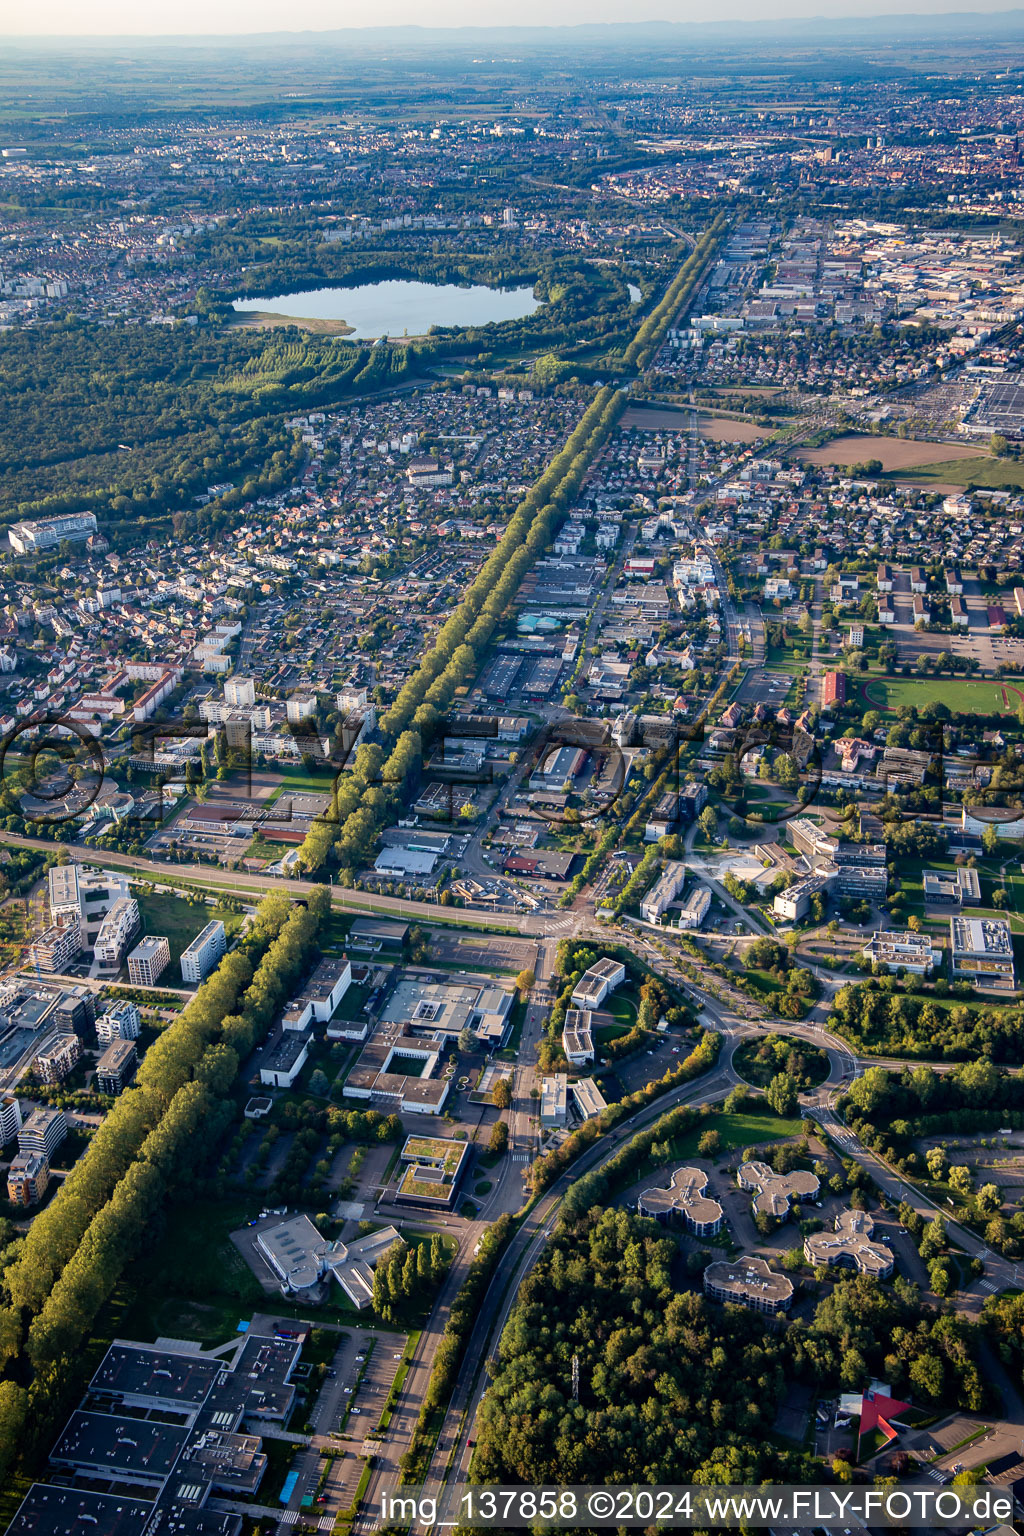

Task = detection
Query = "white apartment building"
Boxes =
[127,935,171,987]
[94,899,141,969]
[180,920,227,984]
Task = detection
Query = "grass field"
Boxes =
[670,1109,805,1157]
[268,763,338,803]
[131,889,240,967]
[861,675,1024,716]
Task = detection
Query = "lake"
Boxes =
[232,278,542,338]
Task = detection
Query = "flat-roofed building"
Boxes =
[639,1166,724,1236]
[738,1160,819,1219]
[949,915,1016,991]
[48,863,83,928]
[677,885,712,930]
[281,957,352,1031]
[863,928,938,975]
[540,1074,568,1127]
[256,1212,403,1309]
[94,898,141,969]
[27,921,82,974]
[379,974,514,1049]
[343,1029,448,1115]
[641,861,687,924]
[7,1151,49,1207]
[396,1135,470,1207]
[180,919,226,984]
[804,1208,893,1277]
[19,1105,66,1160]
[704,1257,793,1315]
[96,1039,137,1095]
[571,958,626,1010]
[561,1008,594,1065]
[923,866,981,906]
[571,1077,607,1120]
[259,1030,311,1090]
[127,935,170,987]
[774,868,836,922]
[348,916,408,951]
[96,1000,141,1045]
[34,1031,81,1084]
[0,1094,22,1145]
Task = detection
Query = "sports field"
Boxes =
[861,675,1024,715]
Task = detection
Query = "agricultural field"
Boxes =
[798,435,987,471]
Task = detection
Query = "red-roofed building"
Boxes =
[822,671,846,712]
[856,1388,912,1457]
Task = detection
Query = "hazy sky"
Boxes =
[4,0,1021,37]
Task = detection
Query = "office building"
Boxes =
[34,1031,81,1084]
[127,935,171,987]
[257,1214,403,1308]
[571,958,626,1010]
[259,1030,311,1090]
[281,957,352,1031]
[6,1322,313,1536]
[8,1152,49,1208]
[540,1075,568,1127]
[570,1077,607,1120]
[949,915,1016,992]
[638,1166,724,1236]
[923,867,981,907]
[396,1136,470,1208]
[804,1208,893,1277]
[96,1039,137,1095]
[773,869,836,922]
[561,1008,595,1065]
[704,1257,793,1316]
[678,885,712,930]
[738,1160,819,1219]
[863,929,938,975]
[180,920,226,984]
[19,1105,67,1160]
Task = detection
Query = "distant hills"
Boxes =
[6,8,1024,49]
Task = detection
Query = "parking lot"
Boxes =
[310,1327,408,1438]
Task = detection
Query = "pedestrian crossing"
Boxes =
[319,1517,335,1530]
[279,1512,298,1527]
[512,1152,531,1163]
[922,1467,947,1484]
[978,1277,998,1293]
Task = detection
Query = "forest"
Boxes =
[829,976,1024,1062]
[470,1206,987,1493]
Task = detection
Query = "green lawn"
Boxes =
[131,888,240,968]
[268,764,339,803]
[763,644,811,677]
[861,675,1024,716]
[671,1109,806,1157]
